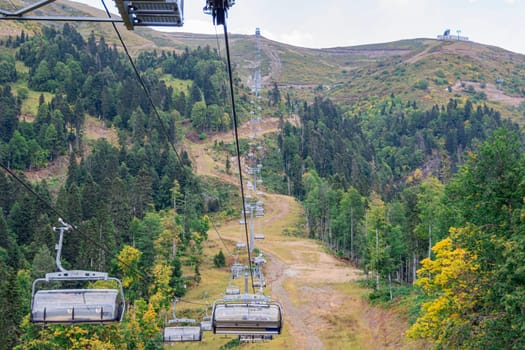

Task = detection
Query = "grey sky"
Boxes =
[74,0,525,54]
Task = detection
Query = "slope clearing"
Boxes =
[182,117,430,349]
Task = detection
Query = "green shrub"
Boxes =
[213,250,226,268]
[413,79,429,90]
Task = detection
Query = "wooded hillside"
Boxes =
[1,4,525,348]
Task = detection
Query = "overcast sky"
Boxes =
[74,0,525,54]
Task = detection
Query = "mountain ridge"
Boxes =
[1,0,525,121]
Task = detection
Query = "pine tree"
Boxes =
[213,250,226,268]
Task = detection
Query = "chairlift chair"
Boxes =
[225,285,241,295]
[211,294,283,335]
[253,255,266,265]
[162,298,202,343]
[200,304,213,331]
[239,334,273,342]
[163,326,202,342]
[253,279,266,289]
[231,263,245,279]
[30,220,125,324]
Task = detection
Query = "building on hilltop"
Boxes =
[437,28,469,41]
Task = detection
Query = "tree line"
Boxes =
[1,24,241,172]
[0,25,242,349]
[2,22,524,348]
[270,86,525,347]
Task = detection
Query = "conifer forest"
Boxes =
[1,8,525,350]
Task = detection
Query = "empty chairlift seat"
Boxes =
[231,263,245,279]
[253,279,266,289]
[31,288,123,324]
[163,326,202,342]
[162,297,203,343]
[212,295,283,335]
[200,316,213,331]
[225,285,241,295]
[30,221,127,325]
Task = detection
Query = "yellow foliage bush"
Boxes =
[407,226,486,348]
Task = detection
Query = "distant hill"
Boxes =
[2,0,525,121]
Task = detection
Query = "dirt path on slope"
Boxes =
[260,41,283,83]
[24,116,118,186]
[190,120,428,349]
[451,80,525,107]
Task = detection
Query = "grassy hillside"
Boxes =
[2,0,525,122]
[326,39,525,120]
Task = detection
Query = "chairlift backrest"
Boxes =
[253,279,266,288]
[30,220,126,325]
[225,285,241,295]
[162,297,202,342]
[200,304,213,331]
[200,318,213,331]
[31,288,123,324]
[163,326,202,342]
[231,263,245,279]
[212,295,283,335]
[253,256,266,265]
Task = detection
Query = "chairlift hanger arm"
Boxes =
[0,0,123,23]
[0,0,54,16]
[0,15,123,22]
[203,0,235,26]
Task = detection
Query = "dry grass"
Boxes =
[183,121,427,348]
[160,75,192,94]
[84,116,118,145]
[17,87,53,117]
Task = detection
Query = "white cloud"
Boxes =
[68,0,525,55]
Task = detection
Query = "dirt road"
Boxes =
[190,120,427,349]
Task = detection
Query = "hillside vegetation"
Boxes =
[2,0,525,119]
[2,1,525,349]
